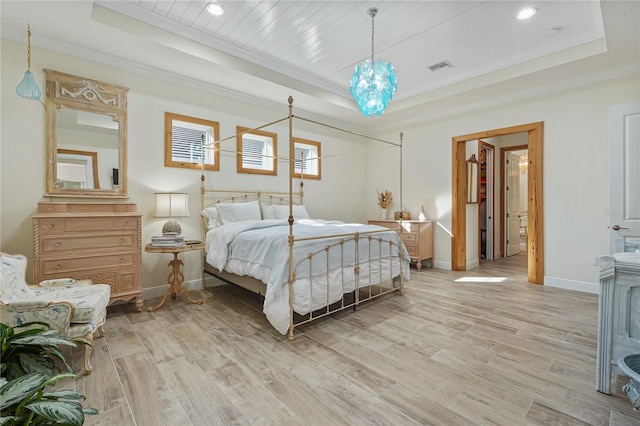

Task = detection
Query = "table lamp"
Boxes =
[155,192,189,235]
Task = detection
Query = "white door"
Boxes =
[609,102,640,253]
[506,152,521,256]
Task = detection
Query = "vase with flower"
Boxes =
[377,190,392,220]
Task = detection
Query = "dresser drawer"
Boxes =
[406,223,420,233]
[38,267,139,299]
[41,232,136,253]
[37,216,138,234]
[401,232,417,243]
[41,253,136,275]
[404,243,418,257]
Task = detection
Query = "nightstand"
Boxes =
[145,242,205,312]
[368,219,434,270]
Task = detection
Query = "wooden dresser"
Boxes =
[32,202,143,310]
[368,219,434,270]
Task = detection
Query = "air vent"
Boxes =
[428,60,453,72]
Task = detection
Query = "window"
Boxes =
[293,137,321,179]
[236,126,277,175]
[165,112,219,171]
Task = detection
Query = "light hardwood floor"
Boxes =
[62,254,640,425]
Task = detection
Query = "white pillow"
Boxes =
[201,207,221,229]
[260,203,276,220]
[272,204,311,219]
[216,201,262,224]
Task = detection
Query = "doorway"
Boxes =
[502,145,528,258]
[451,122,544,284]
[479,141,494,262]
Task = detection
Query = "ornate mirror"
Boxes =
[45,69,128,197]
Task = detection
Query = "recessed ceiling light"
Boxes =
[546,27,561,37]
[517,7,537,20]
[206,3,224,16]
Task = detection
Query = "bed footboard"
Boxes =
[286,230,408,340]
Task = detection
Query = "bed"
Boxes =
[200,97,409,339]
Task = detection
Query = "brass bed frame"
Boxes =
[200,96,407,340]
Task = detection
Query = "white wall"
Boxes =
[3,37,639,294]
[369,73,639,289]
[1,39,368,295]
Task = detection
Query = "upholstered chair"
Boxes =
[0,252,111,374]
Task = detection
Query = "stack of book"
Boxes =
[151,233,185,247]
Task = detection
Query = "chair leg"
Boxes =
[82,331,95,374]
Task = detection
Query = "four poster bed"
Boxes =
[200,97,409,339]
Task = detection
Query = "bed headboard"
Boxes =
[201,189,303,209]
[200,189,304,240]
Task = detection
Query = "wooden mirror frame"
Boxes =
[466,154,478,204]
[45,69,128,197]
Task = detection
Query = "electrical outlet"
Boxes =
[593,256,600,266]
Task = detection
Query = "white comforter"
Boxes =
[206,219,410,334]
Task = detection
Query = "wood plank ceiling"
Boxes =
[97,0,605,101]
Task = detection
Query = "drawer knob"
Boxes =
[56,242,61,247]
[120,258,124,263]
[56,264,60,270]
[120,238,124,244]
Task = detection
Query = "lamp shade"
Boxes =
[16,70,42,100]
[155,193,189,218]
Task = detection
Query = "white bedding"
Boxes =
[206,219,410,334]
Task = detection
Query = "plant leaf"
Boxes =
[12,335,76,348]
[0,323,14,341]
[0,372,46,411]
[83,407,99,416]
[41,372,78,388]
[18,353,55,376]
[46,346,74,372]
[0,415,19,425]
[25,400,85,426]
[44,390,87,400]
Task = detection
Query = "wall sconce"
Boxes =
[155,193,190,235]
[16,23,43,103]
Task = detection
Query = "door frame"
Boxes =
[500,144,528,258]
[451,122,544,284]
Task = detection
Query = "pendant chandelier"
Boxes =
[16,23,42,101]
[350,7,397,118]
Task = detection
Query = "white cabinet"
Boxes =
[596,253,640,394]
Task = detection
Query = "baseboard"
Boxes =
[466,259,480,270]
[544,276,599,294]
[142,278,202,300]
[142,276,227,300]
[432,260,451,270]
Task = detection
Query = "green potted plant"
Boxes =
[0,321,98,425]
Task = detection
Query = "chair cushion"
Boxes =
[32,284,111,324]
[0,253,36,303]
